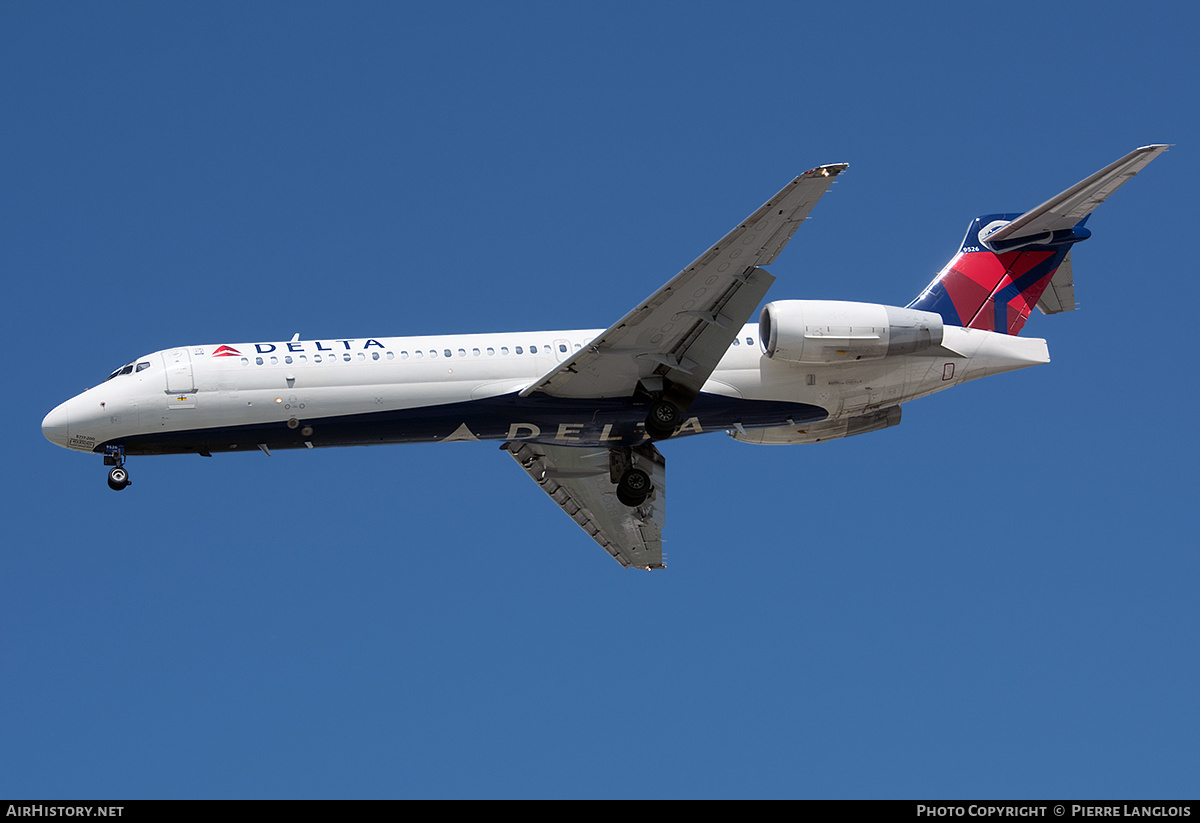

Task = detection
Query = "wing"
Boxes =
[521,163,849,402]
[503,441,666,570]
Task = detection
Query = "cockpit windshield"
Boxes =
[104,361,151,382]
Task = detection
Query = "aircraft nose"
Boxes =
[42,402,71,448]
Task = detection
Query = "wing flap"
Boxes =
[503,441,666,570]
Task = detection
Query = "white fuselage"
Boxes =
[42,321,1049,457]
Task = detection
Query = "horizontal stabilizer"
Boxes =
[983,145,1168,247]
[909,145,1166,334]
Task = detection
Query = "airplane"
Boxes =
[42,145,1167,570]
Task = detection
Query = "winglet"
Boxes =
[801,163,849,179]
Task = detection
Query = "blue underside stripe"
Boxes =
[104,392,829,455]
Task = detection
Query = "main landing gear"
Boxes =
[104,445,131,491]
[617,467,652,508]
[611,446,658,509]
[644,399,681,441]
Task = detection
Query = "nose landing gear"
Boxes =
[104,445,131,491]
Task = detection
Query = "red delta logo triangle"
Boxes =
[212,345,241,357]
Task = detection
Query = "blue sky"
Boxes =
[3,1,1197,799]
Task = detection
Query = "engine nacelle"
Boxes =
[759,300,943,364]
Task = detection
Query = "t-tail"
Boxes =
[908,145,1168,335]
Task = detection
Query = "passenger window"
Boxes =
[415,351,423,359]
[357,352,366,361]
[501,347,509,355]
[386,352,394,360]
[746,336,753,345]
[314,354,323,363]
[733,338,740,346]
[372,352,380,360]
[487,347,495,356]
[240,358,249,366]
[299,355,307,363]
[530,345,538,354]
[458,348,466,358]
[558,344,567,353]
[430,350,438,359]
[515,346,523,355]
[343,353,351,361]
[284,355,293,364]
[256,357,264,365]
[472,348,480,357]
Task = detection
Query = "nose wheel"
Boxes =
[104,445,131,491]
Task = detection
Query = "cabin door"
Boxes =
[162,349,195,394]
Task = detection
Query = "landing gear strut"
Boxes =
[104,445,131,491]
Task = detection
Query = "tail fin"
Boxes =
[908,145,1168,335]
[906,214,1080,335]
